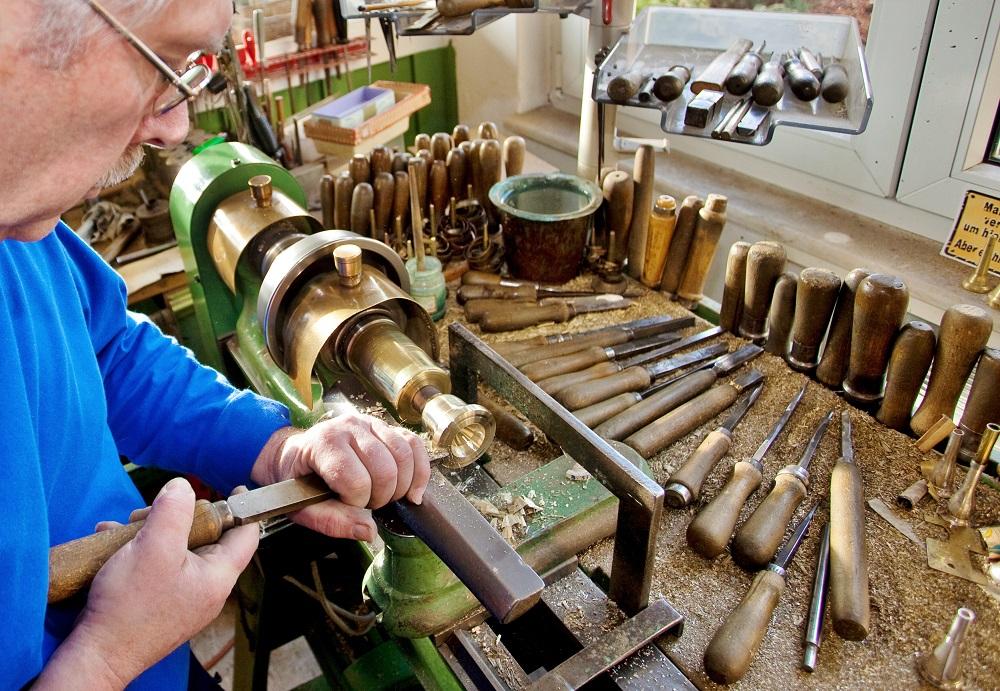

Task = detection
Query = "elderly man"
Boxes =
[0,1,430,688]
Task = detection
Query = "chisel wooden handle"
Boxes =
[430,159,449,220]
[557,366,651,410]
[604,171,635,264]
[479,397,534,451]
[477,121,500,140]
[452,123,470,144]
[49,500,232,603]
[687,460,763,559]
[720,241,751,333]
[373,172,395,236]
[660,196,703,294]
[692,39,754,94]
[447,147,468,202]
[479,302,573,332]
[464,299,527,323]
[740,241,786,341]
[572,393,642,428]
[503,136,526,177]
[334,172,354,230]
[911,304,993,436]
[625,383,739,459]
[642,196,678,288]
[537,362,622,396]
[665,428,733,507]
[608,72,646,103]
[392,171,410,230]
[677,195,727,305]
[391,152,411,174]
[731,471,807,569]
[627,145,656,280]
[764,272,796,356]
[370,146,393,177]
[787,268,841,372]
[457,284,538,304]
[522,344,610,382]
[350,183,374,236]
[349,153,370,186]
[821,62,850,103]
[959,347,1000,450]
[431,132,452,161]
[479,139,502,212]
[816,268,871,387]
[320,174,335,229]
[653,65,691,102]
[876,321,935,430]
[843,274,909,407]
[829,456,870,640]
[595,369,717,441]
[703,569,785,684]
[504,331,631,368]
[752,58,784,107]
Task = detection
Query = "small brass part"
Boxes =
[918,608,976,689]
[334,244,363,287]
[961,233,996,293]
[988,280,1000,309]
[928,429,963,499]
[249,175,273,208]
[946,422,999,526]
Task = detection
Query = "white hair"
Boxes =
[33,0,174,67]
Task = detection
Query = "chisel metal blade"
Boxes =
[620,325,725,369]
[646,342,729,379]
[226,475,333,525]
[540,294,634,313]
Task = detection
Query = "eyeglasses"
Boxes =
[84,0,212,116]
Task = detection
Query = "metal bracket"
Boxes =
[448,323,665,616]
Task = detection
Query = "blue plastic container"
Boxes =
[312,86,396,129]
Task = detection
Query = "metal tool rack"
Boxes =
[342,0,590,37]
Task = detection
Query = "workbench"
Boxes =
[434,277,1000,690]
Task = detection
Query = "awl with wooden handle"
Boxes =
[731,410,833,569]
[479,295,634,333]
[704,504,817,684]
[664,384,763,507]
[828,411,870,641]
[687,383,807,559]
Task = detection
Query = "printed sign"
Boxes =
[942,190,1000,273]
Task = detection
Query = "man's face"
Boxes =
[0,0,233,241]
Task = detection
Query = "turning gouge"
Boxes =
[665,384,763,507]
[593,343,761,441]
[457,284,604,305]
[704,504,817,684]
[479,295,634,333]
[731,410,833,569]
[687,382,807,559]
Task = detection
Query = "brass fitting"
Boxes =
[918,607,976,689]
[947,423,999,526]
[962,233,996,293]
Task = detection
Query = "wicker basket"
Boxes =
[303,81,431,146]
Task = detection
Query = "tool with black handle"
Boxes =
[752,52,784,106]
[521,316,693,382]
[731,410,833,569]
[692,39,753,93]
[821,60,849,103]
[725,41,766,95]
[704,504,818,684]
[478,295,633,333]
[783,51,821,101]
[652,65,692,102]
[593,343,761,441]
[687,382,807,559]
[828,411,870,640]
[536,326,723,396]
[665,384,763,508]
[803,522,831,673]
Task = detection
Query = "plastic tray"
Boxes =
[312,86,396,129]
[593,7,873,145]
[303,81,431,146]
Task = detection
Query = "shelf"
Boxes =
[593,7,873,146]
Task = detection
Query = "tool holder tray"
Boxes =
[342,0,588,37]
[594,7,873,146]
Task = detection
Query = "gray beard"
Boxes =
[95,145,146,189]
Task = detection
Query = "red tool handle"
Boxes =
[603,0,612,25]
[243,30,257,69]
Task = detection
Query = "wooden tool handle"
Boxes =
[843,274,909,406]
[703,569,785,684]
[752,61,784,107]
[959,347,1000,437]
[787,268,842,371]
[608,72,646,103]
[660,196,703,294]
[653,65,691,102]
[373,172,395,235]
[603,171,635,264]
[676,195,727,304]
[479,139,503,211]
[333,173,354,230]
[764,272,797,356]
[557,366,651,411]
[477,121,500,140]
[447,147,468,202]
[687,460,762,559]
[505,331,630,368]
[724,52,763,95]
[816,268,871,387]
[430,132,453,161]
[320,174,335,229]
[911,304,993,435]
[503,136,526,177]
[392,171,410,228]
[692,39,753,94]
[409,156,428,217]
[522,345,608,382]
[479,397,534,451]
[537,361,622,396]
[666,428,733,507]
[595,369,717,441]
[464,299,526,324]
[821,63,850,103]
[349,154,370,186]
[49,500,231,603]
[641,195,678,288]
[452,123,471,144]
[479,302,573,332]
[462,270,506,286]
[350,183,374,237]
[572,393,641,428]
[876,321,936,431]
[731,472,807,569]
[829,459,871,641]
[414,133,432,151]
[785,60,820,101]
[624,383,738,459]
[430,160,449,220]
[370,146,393,177]
[739,241,786,340]
[392,152,411,174]
[457,284,537,304]
[719,241,751,333]
[626,145,656,280]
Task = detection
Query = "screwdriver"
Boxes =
[520,320,693,383]
[593,344,762,441]
[725,41,766,95]
[752,52,784,106]
[536,326,724,397]
[783,51,821,101]
[731,410,833,569]
[686,382,807,559]
[704,504,818,684]
[665,384,763,508]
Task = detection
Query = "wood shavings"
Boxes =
[566,463,592,482]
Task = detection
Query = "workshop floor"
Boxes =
[191,599,322,690]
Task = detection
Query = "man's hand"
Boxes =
[251,413,431,542]
[36,478,258,689]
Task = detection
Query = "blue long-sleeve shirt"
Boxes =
[1,222,291,688]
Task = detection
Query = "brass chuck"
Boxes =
[961,233,996,293]
[918,607,976,689]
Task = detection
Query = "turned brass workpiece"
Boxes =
[320,174,335,229]
[430,132,452,161]
[603,171,635,266]
[349,182,374,237]
[787,268,842,372]
[739,241,787,341]
[372,172,395,236]
[947,423,1000,526]
[911,304,993,436]
[719,241,751,333]
[642,196,679,288]
[502,136,526,178]
[652,65,692,102]
[627,145,656,280]
[918,607,976,689]
[958,347,1000,457]
[333,244,363,287]
[816,268,872,387]
[876,321,936,431]
[962,233,997,293]
[349,153,370,187]
[248,175,273,208]
[660,196,703,294]
[764,272,797,356]
[677,195,728,306]
[842,274,909,407]
[929,429,964,499]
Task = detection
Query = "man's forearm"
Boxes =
[249,425,301,487]
[34,626,129,690]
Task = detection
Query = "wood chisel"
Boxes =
[593,343,762,442]
[686,382,807,559]
[691,39,753,94]
[783,51,820,101]
[719,241,750,334]
[478,295,634,333]
[736,104,770,137]
[664,384,763,508]
[725,41,766,95]
[730,410,833,569]
[752,53,784,106]
[462,270,642,297]
[457,284,605,304]
[704,504,818,684]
